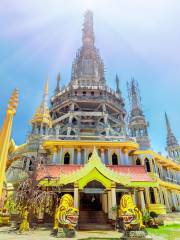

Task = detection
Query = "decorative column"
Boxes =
[158,188,164,205]
[52,147,58,163]
[153,188,160,204]
[111,183,117,220]
[163,188,171,212]
[171,191,178,209]
[107,190,112,219]
[131,189,136,205]
[84,148,87,164]
[59,147,63,164]
[144,187,150,206]
[100,148,105,163]
[104,193,108,213]
[74,182,79,209]
[118,149,122,164]
[123,149,129,165]
[137,188,145,211]
[77,148,81,164]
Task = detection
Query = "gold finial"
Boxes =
[7,89,19,114]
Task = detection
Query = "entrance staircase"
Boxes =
[78,210,114,230]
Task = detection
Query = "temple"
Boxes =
[6,10,180,230]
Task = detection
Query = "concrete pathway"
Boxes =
[0,227,122,240]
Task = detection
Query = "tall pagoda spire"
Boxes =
[128,78,150,149]
[70,10,105,86]
[82,10,95,48]
[165,112,178,147]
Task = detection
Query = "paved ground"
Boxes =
[0,227,121,240]
[1,213,180,240]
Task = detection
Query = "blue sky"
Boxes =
[0,0,180,155]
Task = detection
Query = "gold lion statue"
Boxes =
[53,194,79,233]
[119,194,144,230]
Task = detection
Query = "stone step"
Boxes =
[78,223,114,230]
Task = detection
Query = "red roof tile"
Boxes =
[107,165,153,182]
[37,164,153,182]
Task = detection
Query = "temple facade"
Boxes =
[6,10,180,229]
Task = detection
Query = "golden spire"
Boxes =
[0,89,19,198]
[31,78,52,128]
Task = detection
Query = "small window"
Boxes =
[144,158,151,172]
[136,159,141,165]
[91,91,94,96]
[88,152,92,159]
[29,160,33,171]
[112,153,118,165]
[83,91,86,96]
[64,152,70,164]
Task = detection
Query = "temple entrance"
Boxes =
[79,180,113,230]
[80,193,102,210]
[80,180,104,210]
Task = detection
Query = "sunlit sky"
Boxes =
[0,0,180,155]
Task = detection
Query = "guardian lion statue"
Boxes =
[53,194,79,237]
[119,194,144,231]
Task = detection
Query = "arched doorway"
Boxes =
[80,181,105,211]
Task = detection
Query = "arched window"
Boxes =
[149,187,155,204]
[88,152,92,159]
[136,159,141,165]
[29,159,33,171]
[112,153,118,165]
[144,158,151,172]
[64,152,70,164]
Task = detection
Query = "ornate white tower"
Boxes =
[128,78,150,149]
[165,112,180,162]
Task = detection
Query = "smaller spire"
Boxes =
[55,73,61,94]
[31,79,52,128]
[165,112,178,147]
[115,74,121,95]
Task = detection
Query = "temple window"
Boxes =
[149,187,155,204]
[83,91,86,96]
[64,152,70,164]
[29,159,33,171]
[136,159,141,165]
[72,118,77,125]
[88,152,92,159]
[144,158,151,172]
[91,91,94,96]
[112,153,118,165]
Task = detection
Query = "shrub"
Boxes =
[150,211,158,218]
